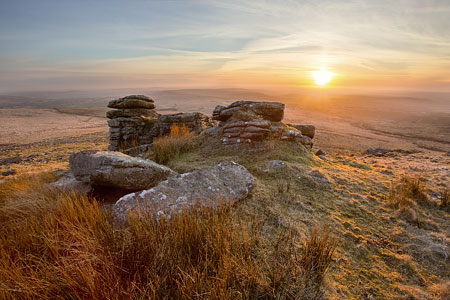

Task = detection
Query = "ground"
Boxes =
[0,90,449,299]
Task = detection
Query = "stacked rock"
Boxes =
[107,95,159,151]
[107,95,217,152]
[212,101,314,148]
[222,119,271,143]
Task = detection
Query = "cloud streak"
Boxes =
[0,0,449,92]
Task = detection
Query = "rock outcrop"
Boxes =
[107,95,216,151]
[113,161,254,223]
[210,101,314,148]
[70,150,176,190]
[106,95,316,151]
[213,101,284,122]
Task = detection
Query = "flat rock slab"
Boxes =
[108,95,155,109]
[288,124,316,139]
[70,150,176,190]
[113,161,255,223]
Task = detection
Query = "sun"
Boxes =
[312,69,335,86]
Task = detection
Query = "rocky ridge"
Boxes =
[54,96,319,221]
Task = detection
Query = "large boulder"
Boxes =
[70,150,176,190]
[113,161,254,223]
[213,101,285,122]
[108,95,155,109]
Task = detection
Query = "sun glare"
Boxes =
[312,69,335,86]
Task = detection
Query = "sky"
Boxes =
[0,0,449,93]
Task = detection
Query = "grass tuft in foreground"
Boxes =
[388,175,428,209]
[388,175,436,228]
[0,174,336,300]
[439,188,450,212]
[153,124,194,164]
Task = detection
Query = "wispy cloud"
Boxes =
[0,0,449,92]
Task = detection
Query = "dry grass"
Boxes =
[0,174,336,300]
[439,188,450,212]
[388,175,436,228]
[388,175,428,209]
[153,124,194,164]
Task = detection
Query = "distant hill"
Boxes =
[0,88,278,110]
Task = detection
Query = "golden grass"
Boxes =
[0,174,336,300]
[388,175,428,209]
[439,188,450,211]
[153,124,194,164]
[387,175,437,228]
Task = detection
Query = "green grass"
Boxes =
[157,134,316,174]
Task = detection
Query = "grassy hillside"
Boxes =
[1,134,448,299]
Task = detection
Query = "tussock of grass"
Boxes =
[387,175,439,228]
[0,174,336,300]
[439,188,450,212]
[153,124,194,164]
[388,176,428,209]
[298,225,337,299]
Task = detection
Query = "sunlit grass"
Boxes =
[0,173,336,299]
[152,124,194,164]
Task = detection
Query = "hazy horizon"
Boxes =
[1,0,450,94]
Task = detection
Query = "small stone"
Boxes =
[366,148,391,156]
[309,170,331,184]
[0,156,22,166]
[2,169,16,176]
[315,149,326,156]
